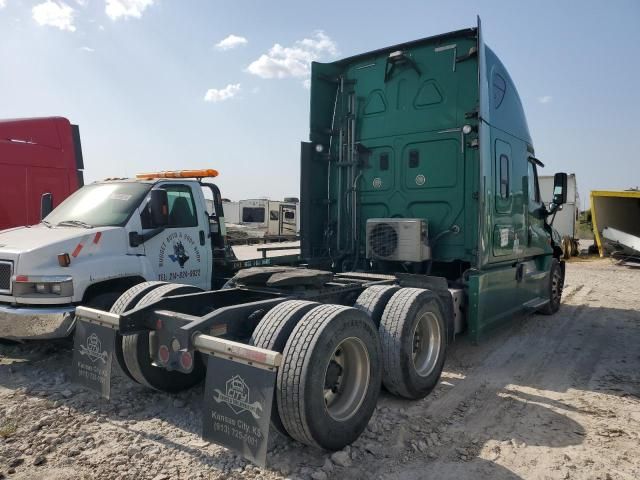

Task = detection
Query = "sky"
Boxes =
[1,0,639,208]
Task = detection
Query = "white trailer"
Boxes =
[539,174,580,258]
[220,200,240,224]
[238,199,299,237]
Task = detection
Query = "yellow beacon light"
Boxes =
[136,169,219,180]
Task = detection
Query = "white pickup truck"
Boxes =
[0,169,299,340]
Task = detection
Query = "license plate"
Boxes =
[71,320,115,399]
[202,355,276,467]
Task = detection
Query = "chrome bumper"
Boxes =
[0,304,76,340]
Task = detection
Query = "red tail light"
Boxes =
[158,345,170,365]
[180,351,193,370]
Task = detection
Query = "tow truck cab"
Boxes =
[0,169,292,340]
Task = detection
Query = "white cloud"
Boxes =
[80,46,95,52]
[215,34,248,51]
[0,1,7,10]
[538,95,553,104]
[32,1,76,32]
[105,0,154,20]
[246,31,338,82]
[204,83,241,103]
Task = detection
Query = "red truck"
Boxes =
[0,117,84,230]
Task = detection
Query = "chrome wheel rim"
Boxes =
[412,312,442,377]
[323,337,370,421]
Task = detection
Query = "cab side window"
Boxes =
[527,161,541,204]
[165,185,198,227]
[499,154,510,198]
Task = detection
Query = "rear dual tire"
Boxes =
[379,288,447,399]
[110,281,167,382]
[250,300,319,436]
[116,283,206,392]
[277,304,382,450]
[353,285,400,326]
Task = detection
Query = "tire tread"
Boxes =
[277,304,350,447]
[353,285,400,326]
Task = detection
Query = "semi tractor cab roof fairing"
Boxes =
[483,45,532,147]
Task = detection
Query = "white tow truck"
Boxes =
[0,169,299,340]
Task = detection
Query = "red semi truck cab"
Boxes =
[0,117,84,231]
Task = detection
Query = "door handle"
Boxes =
[199,230,206,245]
[515,263,524,282]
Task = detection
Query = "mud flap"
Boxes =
[72,320,115,399]
[202,355,276,467]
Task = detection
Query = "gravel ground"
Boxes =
[1,258,638,480]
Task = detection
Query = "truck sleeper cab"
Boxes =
[70,19,568,465]
[301,18,565,339]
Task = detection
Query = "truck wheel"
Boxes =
[277,304,381,450]
[379,288,447,399]
[571,239,580,257]
[539,259,563,315]
[562,237,572,259]
[353,285,400,326]
[122,283,205,392]
[250,300,319,436]
[109,281,167,382]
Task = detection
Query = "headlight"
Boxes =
[12,275,73,297]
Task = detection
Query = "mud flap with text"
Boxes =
[71,320,115,399]
[202,355,276,467]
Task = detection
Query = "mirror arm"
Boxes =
[129,227,166,247]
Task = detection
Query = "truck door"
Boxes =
[143,183,211,290]
[526,160,546,253]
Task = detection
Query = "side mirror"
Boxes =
[149,189,168,227]
[40,192,53,220]
[552,172,568,206]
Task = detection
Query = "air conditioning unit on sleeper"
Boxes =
[366,218,431,262]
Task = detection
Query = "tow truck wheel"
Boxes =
[539,259,563,315]
[379,288,447,399]
[250,300,319,436]
[110,281,167,382]
[353,285,400,326]
[277,304,381,450]
[122,283,206,392]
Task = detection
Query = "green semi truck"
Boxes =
[71,19,568,465]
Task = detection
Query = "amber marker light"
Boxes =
[135,169,219,179]
[58,253,71,267]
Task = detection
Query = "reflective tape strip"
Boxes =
[71,243,84,258]
[93,232,102,244]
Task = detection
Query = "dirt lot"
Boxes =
[1,259,638,480]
